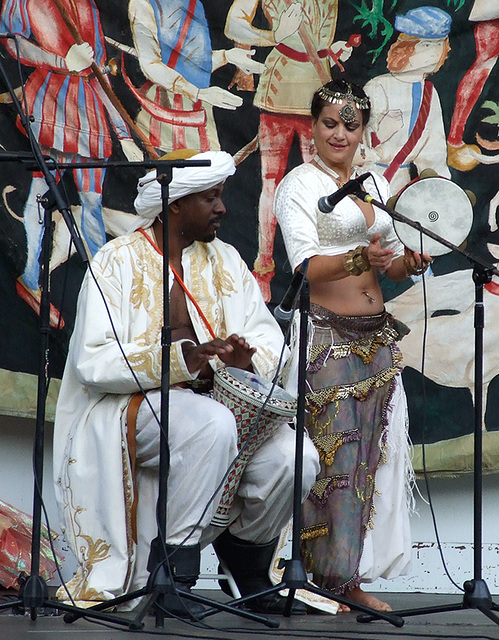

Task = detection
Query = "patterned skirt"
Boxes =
[301,304,405,593]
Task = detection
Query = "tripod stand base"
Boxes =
[61,577,279,629]
[0,573,64,621]
[357,579,499,625]
[227,557,405,627]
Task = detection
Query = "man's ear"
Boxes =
[169,200,181,216]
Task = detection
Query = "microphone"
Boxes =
[274,258,309,322]
[0,33,16,39]
[318,173,371,213]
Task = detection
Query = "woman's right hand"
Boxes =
[365,233,395,272]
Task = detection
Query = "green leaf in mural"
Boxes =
[351,0,395,62]
[446,0,466,10]
[481,100,499,125]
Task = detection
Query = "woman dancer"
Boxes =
[275,78,430,611]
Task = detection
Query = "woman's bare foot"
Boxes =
[345,586,392,611]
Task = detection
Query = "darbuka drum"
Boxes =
[391,175,473,256]
[211,367,296,526]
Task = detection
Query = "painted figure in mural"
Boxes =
[225,0,355,301]
[275,79,431,611]
[0,0,142,328]
[447,1,499,171]
[126,0,263,154]
[363,7,451,196]
[386,267,499,432]
[53,150,320,616]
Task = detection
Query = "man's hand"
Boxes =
[182,338,235,373]
[182,334,256,374]
[225,47,265,75]
[274,3,303,43]
[197,86,243,109]
[219,334,256,370]
[329,40,354,63]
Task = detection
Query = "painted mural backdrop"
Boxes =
[0,0,498,474]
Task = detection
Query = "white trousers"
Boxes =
[131,387,320,589]
[359,376,413,582]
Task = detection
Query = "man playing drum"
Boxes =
[53,149,320,618]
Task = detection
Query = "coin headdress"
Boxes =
[317,83,370,123]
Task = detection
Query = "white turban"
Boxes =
[131,150,236,231]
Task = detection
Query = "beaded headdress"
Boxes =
[317,83,370,123]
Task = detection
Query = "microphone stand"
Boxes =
[213,267,405,627]
[351,191,499,625]
[0,45,88,622]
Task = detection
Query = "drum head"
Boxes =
[223,367,295,406]
[392,176,473,256]
[214,367,297,418]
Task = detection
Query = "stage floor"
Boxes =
[2,591,499,640]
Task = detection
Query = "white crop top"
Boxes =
[274,160,405,272]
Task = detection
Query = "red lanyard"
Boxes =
[138,229,216,339]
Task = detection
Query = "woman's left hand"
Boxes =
[403,247,433,275]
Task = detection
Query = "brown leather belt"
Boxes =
[126,392,145,544]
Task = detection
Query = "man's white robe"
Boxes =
[53,230,287,602]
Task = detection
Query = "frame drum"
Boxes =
[391,176,473,256]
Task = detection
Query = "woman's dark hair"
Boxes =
[311,78,371,126]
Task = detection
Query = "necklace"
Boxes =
[313,155,357,188]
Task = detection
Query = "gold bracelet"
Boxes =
[403,257,428,277]
[344,245,371,276]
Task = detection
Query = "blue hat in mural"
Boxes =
[395,6,451,39]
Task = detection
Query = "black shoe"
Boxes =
[213,531,307,616]
[245,592,307,615]
[149,543,205,619]
[161,582,206,619]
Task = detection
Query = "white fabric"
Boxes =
[274,161,404,273]
[468,0,499,22]
[53,229,310,602]
[131,150,235,231]
[131,386,319,557]
[359,375,412,582]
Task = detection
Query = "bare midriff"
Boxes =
[310,269,384,316]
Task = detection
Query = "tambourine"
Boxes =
[389,173,474,256]
[211,367,296,526]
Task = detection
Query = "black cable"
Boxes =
[415,231,464,594]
